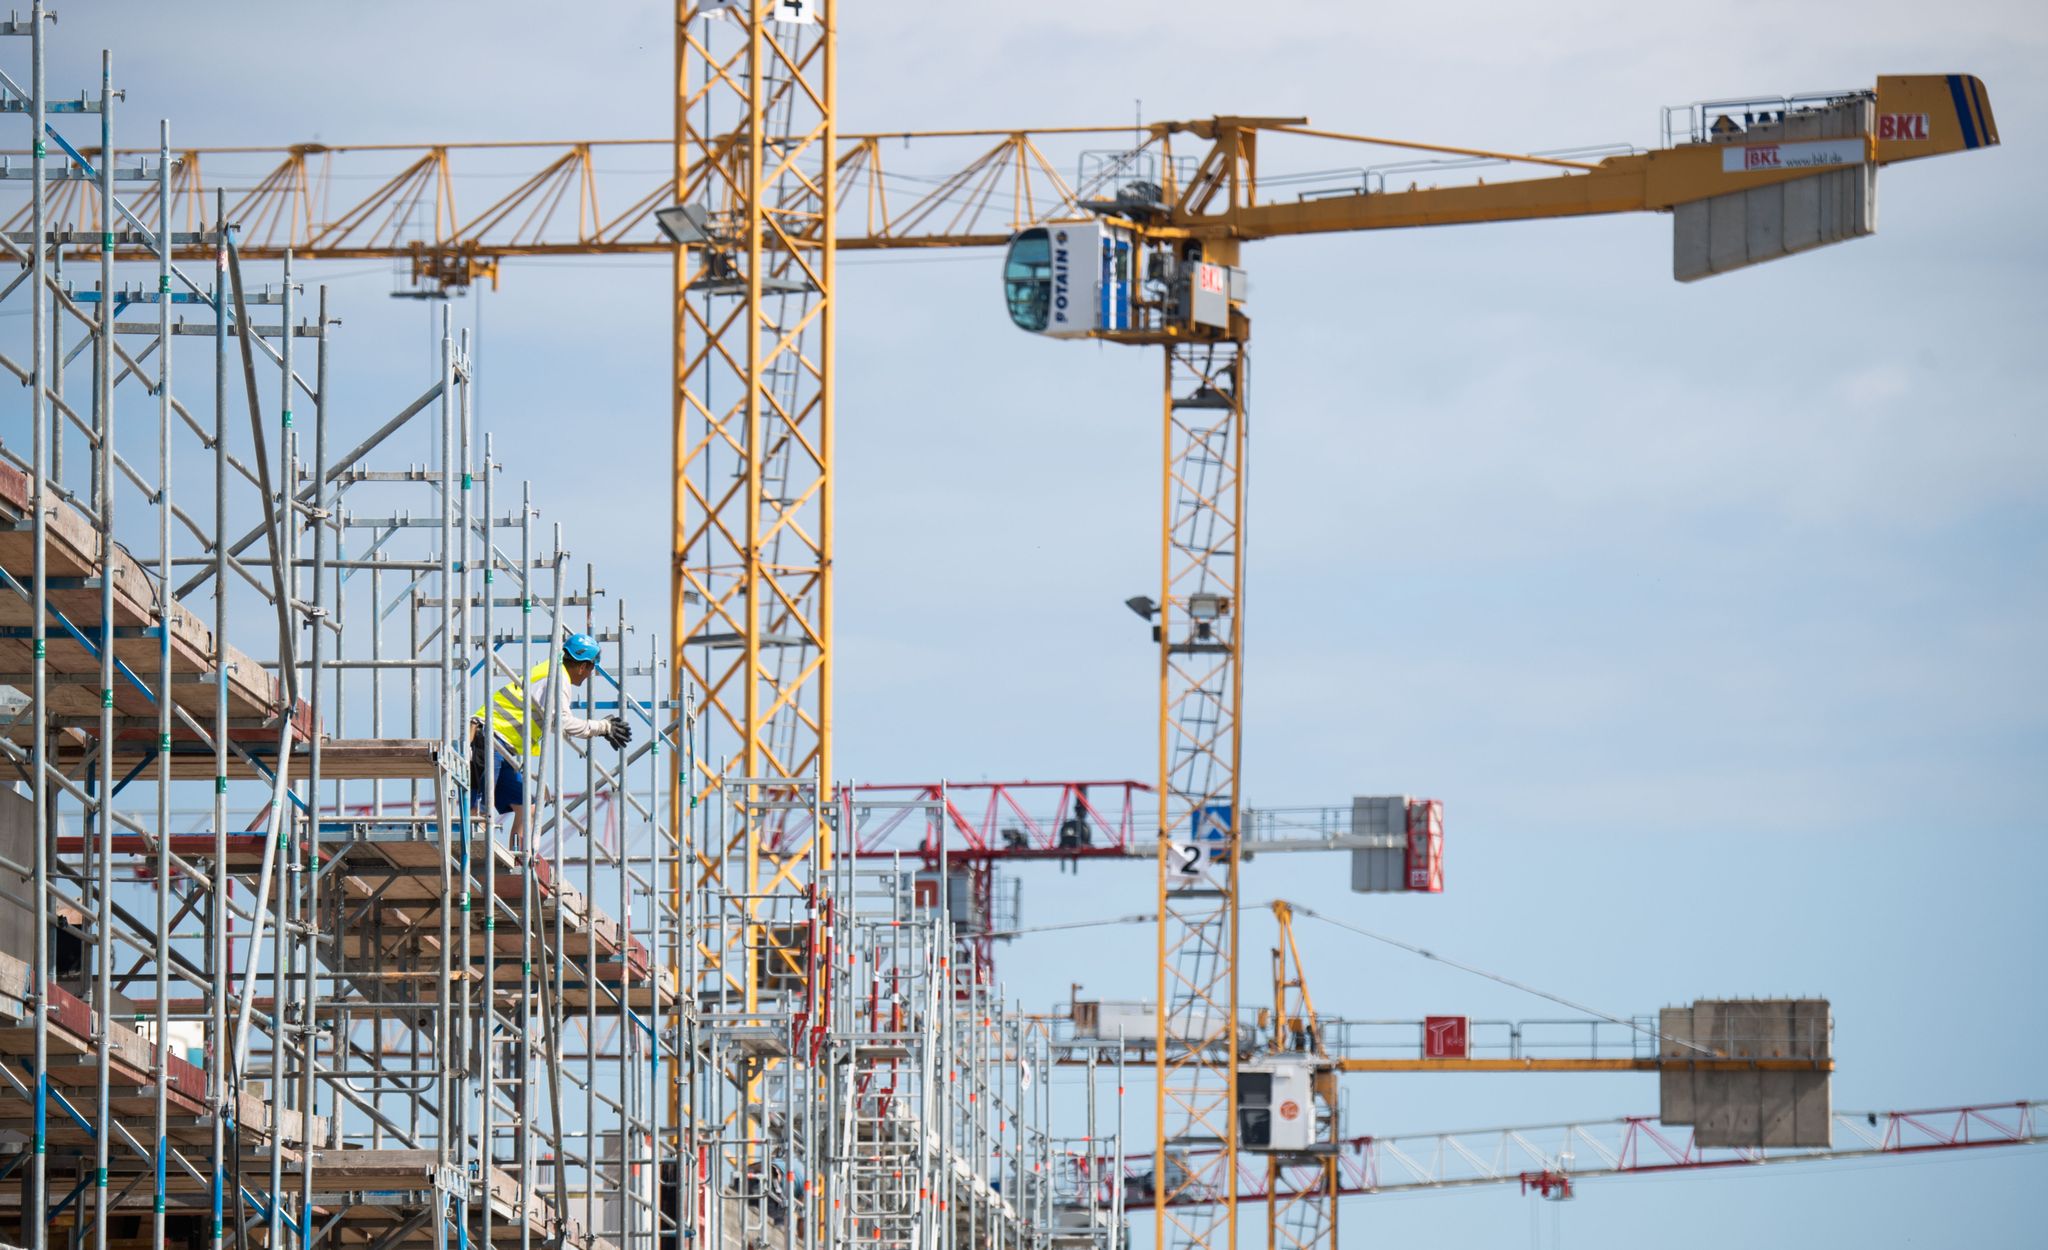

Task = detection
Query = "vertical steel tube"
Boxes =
[456,326,476,1215]
[49,244,62,490]
[435,305,456,1174]
[1004,1001,1015,1250]
[738,0,765,853]
[940,825,954,1245]
[91,53,116,1250]
[982,977,993,1250]
[1115,1030,1127,1242]
[990,1003,999,1250]
[646,633,662,1250]
[545,523,568,1239]
[268,250,295,1245]
[478,434,496,1250]
[1043,1024,1054,1240]
[584,565,598,1209]
[1032,1016,1043,1250]
[300,283,329,1250]
[409,555,422,815]
[681,719,698,1224]
[516,483,534,1250]
[614,596,631,1248]
[209,186,229,1250]
[371,551,384,815]
[1087,1027,1099,1243]
[987,991,995,1250]
[26,11,49,1250]
[986,980,996,1250]
[152,115,173,1250]
[550,530,568,1143]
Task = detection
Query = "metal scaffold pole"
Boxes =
[150,111,174,1250]
[209,179,230,1250]
[89,54,115,1250]
[301,278,330,1250]
[25,11,50,1250]
[477,432,495,1250]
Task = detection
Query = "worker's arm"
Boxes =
[536,667,609,740]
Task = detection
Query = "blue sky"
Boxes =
[46,1,2048,1245]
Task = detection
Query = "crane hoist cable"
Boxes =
[1284,901,1716,1056]
[981,912,1157,940]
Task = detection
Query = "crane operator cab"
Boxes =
[1237,1054,1336,1154]
[1003,221,1135,337]
[1004,220,1246,339]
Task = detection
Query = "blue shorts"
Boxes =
[488,757,526,815]
[470,734,528,815]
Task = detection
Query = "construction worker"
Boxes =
[471,631,631,832]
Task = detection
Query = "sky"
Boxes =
[32,1,2048,1247]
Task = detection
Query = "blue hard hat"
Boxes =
[562,632,600,663]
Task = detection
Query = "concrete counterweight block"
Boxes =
[1659,997,1832,1147]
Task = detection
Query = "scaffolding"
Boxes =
[0,13,685,1250]
[674,784,1102,1250]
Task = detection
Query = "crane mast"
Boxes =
[672,0,835,805]
[1154,330,1250,1250]
[669,1,836,1233]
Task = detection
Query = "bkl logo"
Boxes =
[1196,262,1226,294]
[1878,113,1931,141]
[1744,145,1782,170]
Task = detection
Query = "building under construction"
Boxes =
[0,8,2035,1250]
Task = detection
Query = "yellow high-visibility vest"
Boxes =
[477,659,556,757]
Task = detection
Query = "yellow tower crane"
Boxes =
[1206,899,2017,1247]
[17,31,1999,1250]
[984,75,1995,1250]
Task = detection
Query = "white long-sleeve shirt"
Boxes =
[482,659,605,758]
[530,665,606,741]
